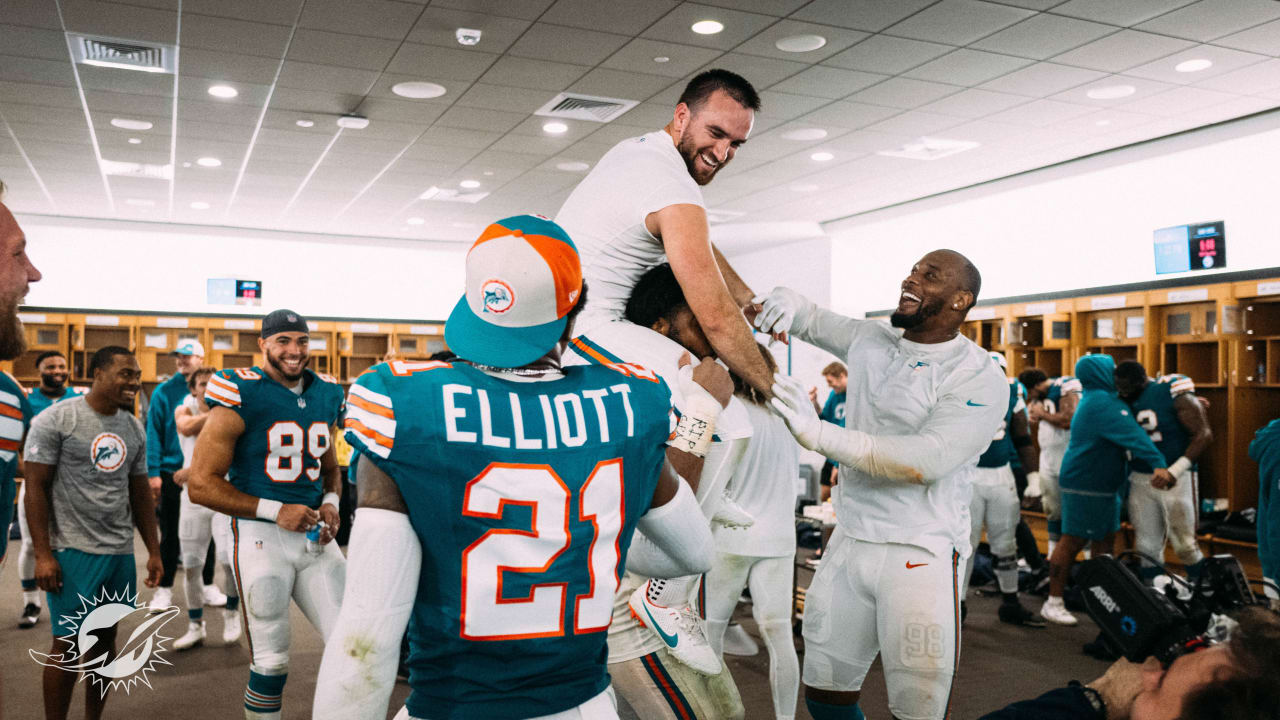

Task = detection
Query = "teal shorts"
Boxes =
[47,549,135,637]
[1060,489,1122,541]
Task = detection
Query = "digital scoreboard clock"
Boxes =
[207,278,263,306]
[1153,221,1225,275]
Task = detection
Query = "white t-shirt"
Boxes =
[793,307,1008,559]
[178,393,201,469]
[555,131,704,330]
[714,402,799,557]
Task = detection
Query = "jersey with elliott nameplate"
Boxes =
[1128,374,1196,473]
[204,367,345,509]
[344,359,672,720]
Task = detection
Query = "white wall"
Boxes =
[17,215,468,320]
[826,112,1280,317]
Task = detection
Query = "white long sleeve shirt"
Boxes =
[792,302,1007,559]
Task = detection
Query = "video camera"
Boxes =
[1078,553,1260,666]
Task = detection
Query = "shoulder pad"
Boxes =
[315,371,339,385]
[603,361,661,384]
[228,368,262,382]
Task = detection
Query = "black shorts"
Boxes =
[820,462,836,487]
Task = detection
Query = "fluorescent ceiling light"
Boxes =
[543,121,568,134]
[407,217,425,225]
[110,118,152,131]
[810,151,834,162]
[336,114,369,129]
[459,180,481,189]
[196,157,222,168]
[556,161,590,172]
[207,85,238,99]
[190,201,210,210]
[1175,58,1213,73]
[877,137,979,161]
[1086,84,1136,100]
[783,127,827,141]
[100,159,173,179]
[776,34,826,53]
[83,59,166,73]
[691,20,723,34]
[392,81,447,99]
[654,56,670,63]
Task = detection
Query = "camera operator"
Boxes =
[979,606,1280,719]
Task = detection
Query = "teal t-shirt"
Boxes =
[27,385,84,416]
[345,360,672,720]
[820,390,846,467]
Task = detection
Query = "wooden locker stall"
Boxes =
[337,322,391,382]
[391,323,447,361]
[5,311,71,383]
[206,317,261,372]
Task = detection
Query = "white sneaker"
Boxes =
[710,495,754,529]
[1040,597,1078,626]
[173,621,205,650]
[147,587,174,614]
[628,582,721,675]
[202,584,228,607]
[222,609,242,645]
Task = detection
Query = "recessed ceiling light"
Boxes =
[392,81,447,99]
[654,56,670,63]
[124,198,155,207]
[190,201,210,210]
[483,171,494,176]
[1175,58,1213,73]
[556,161,591,172]
[775,34,827,53]
[459,180,481,189]
[783,127,828,141]
[407,217,425,225]
[336,114,369,129]
[196,157,222,168]
[295,119,314,128]
[791,184,819,192]
[110,118,152,131]
[691,20,723,35]
[1095,119,1112,127]
[128,137,142,144]
[543,121,568,135]
[207,85,238,99]
[182,162,191,168]
[810,151,834,162]
[1086,84,1136,100]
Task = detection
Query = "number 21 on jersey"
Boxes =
[266,421,330,482]
[461,460,623,641]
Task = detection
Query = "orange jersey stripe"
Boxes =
[344,418,393,449]
[570,338,612,366]
[347,393,394,420]
[0,403,22,420]
[0,438,18,452]
[205,387,241,407]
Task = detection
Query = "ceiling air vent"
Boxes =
[69,33,176,74]
[877,137,979,161]
[535,93,639,123]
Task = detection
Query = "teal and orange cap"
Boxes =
[445,214,583,368]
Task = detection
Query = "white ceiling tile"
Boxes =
[601,39,725,79]
[733,20,869,63]
[298,0,422,40]
[0,2,62,29]
[970,13,1117,59]
[615,102,678,126]
[287,29,401,71]
[1048,74,1175,105]
[1193,57,1280,92]
[885,0,1035,45]
[820,34,954,75]
[488,133,573,156]
[1213,17,1280,56]
[403,10,528,55]
[790,0,936,32]
[1136,0,1280,42]
[541,0,678,35]
[78,65,171,95]
[436,105,528,133]
[0,55,75,87]
[1172,94,1279,123]
[755,91,831,121]
[1049,108,1159,134]
[691,53,811,89]
[60,0,178,45]
[863,109,967,135]
[358,98,447,124]
[177,98,263,125]
[182,48,282,84]
[0,81,81,108]
[454,83,553,113]
[1051,0,1196,26]
[1118,85,1239,115]
[937,118,1029,144]
[387,43,500,82]
[85,90,172,115]
[268,88,363,115]
[904,48,1033,85]
[181,14,291,58]
[365,73,470,103]
[797,101,902,129]
[986,97,1096,125]
[479,56,590,91]
[640,3,779,50]
[417,127,504,148]
[567,68,674,101]
[1124,44,1270,84]
[846,77,963,109]
[699,0,810,15]
[770,66,888,99]
[1052,29,1196,72]
[430,0,556,22]
[185,0,304,26]
[991,0,1068,8]
[979,61,1106,96]
[915,88,1030,118]
[277,60,380,95]
[509,23,631,65]
[0,25,70,62]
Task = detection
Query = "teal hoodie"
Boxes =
[1249,418,1280,582]
[1059,354,1166,494]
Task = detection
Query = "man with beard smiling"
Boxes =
[753,249,1007,720]
[555,68,774,674]
[188,309,346,720]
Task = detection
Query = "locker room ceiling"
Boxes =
[2,0,1280,243]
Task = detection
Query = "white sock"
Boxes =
[647,576,696,607]
[23,590,40,606]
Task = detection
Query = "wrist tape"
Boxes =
[256,498,283,522]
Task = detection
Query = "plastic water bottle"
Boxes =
[305,522,325,555]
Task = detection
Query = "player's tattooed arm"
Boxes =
[356,456,408,515]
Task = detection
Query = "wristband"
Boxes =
[322,492,341,509]
[256,498,283,522]
[1168,456,1193,479]
[670,407,719,457]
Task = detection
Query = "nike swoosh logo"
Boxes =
[966,400,986,407]
[641,604,679,648]
[906,562,929,569]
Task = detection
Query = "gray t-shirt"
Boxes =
[24,397,148,555]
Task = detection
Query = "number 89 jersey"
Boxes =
[344,360,672,720]
[205,367,345,508]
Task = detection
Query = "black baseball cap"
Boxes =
[261,309,310,338]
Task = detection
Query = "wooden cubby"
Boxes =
[11,312,70,383]
[69,315,135,382]
[337,322,392,381]
[208,318,262,371]
[391,323,447,360]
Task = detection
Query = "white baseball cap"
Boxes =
[173,340,205,357]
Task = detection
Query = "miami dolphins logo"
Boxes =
[90,433,127,472]
[30,588,178,696]
[481,279,515,314]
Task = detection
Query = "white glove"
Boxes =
[769,372,821,450]
[752,287,806,336]
[1025,471,1042,498]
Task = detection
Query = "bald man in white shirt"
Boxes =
[754,250,1007,720]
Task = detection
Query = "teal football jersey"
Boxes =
[1128,374,1195,473]
[978,379,1021,468]
[345,359,672,720]
[0,371,34,538]
[1042,375,1082,414]
[204,367,345,508]
[27,385,84,416]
